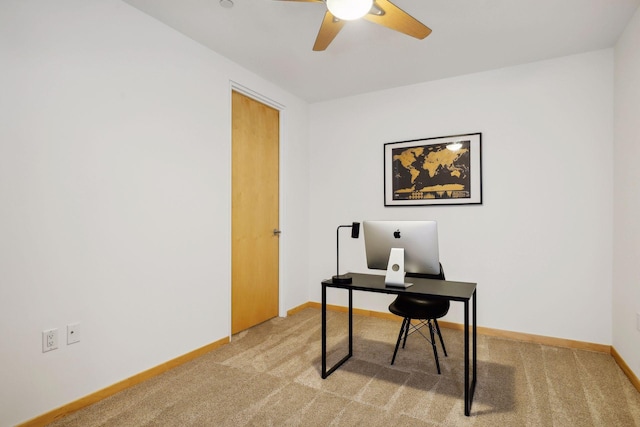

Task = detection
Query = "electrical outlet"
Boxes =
[67,323,80,345]
[636,312,640,332]
[42,329,58,352]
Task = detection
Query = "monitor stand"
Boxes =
[385,248,412,288]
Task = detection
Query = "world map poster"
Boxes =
[384,133,482,206]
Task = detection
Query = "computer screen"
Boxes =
[363,220,440,276]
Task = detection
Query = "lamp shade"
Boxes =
[326,0,373,20]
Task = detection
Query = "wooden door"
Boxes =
[231,90,280,334]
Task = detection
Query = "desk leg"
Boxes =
[464,299,470,415]
[472,289,477,406]
[322,283,327,378]
[321,286,353,379]
[464,290,478,416]
[348,288,353,358]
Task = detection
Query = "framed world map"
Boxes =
[384,133,482,206]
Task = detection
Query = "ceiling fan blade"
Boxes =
[313,11,346,51]
[364,0,431,40]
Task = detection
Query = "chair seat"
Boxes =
[388,295,450,320]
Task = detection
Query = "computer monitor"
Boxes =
[363,220,440,276]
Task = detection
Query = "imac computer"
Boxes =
[363,221,440,284]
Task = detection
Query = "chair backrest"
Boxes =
[405,263,445,281]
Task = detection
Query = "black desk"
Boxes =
[321,272,477,416]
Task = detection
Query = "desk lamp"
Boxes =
[333,222,360,284]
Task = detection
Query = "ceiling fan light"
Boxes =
[326,0,373,21]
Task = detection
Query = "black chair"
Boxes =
[388,264,449,374]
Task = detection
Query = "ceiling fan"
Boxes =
[276,0,431,51]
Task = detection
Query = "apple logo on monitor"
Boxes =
[393,229,401,238]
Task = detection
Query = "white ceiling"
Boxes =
[123,0,639,102]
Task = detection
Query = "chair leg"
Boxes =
[401,318,410,349]
[428,320,441,374]
[391,317,408,365]
[434,319,448,357]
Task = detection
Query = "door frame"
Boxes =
[229,81,286,338]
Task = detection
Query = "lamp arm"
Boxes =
[336,225,347,277]
[333,222,360,284]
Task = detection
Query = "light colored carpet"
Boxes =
[48,308,640,426]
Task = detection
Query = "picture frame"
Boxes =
[384,133,482,206]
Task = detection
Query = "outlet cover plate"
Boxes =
[42,329,58,352]
[67,323,80,344]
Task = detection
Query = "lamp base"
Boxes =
[332,274,353,284]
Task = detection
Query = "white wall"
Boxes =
[0,1,633,424]
[309,50,614,345]
[614,7,640,379]
[0,1,309,425]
